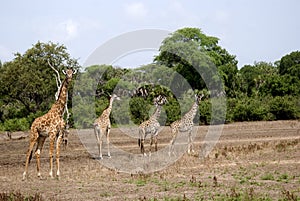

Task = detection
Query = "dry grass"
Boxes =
[0,191,49,201]
[0,120,299,200]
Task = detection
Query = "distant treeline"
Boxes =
[0,28,299,131]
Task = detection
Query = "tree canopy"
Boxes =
[155,27,238,98]
[0,28,299,131]
[0,42,79,131]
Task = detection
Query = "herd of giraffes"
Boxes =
[22,68,205,180]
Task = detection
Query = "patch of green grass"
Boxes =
[99,192,112,197]
[149,178,170,191]
[276,173,290,183]
[260,172,275,181]
[174,181,186,188]
[213,187,273,201]
[161,195,190,201]
[123,177,148,187]
[135,178,147,187]
[232,169,253,185]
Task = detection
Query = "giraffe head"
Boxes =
[62,68,77,83]
[153,95,168,106]
[111,94,121,101]
[195,93,204,104]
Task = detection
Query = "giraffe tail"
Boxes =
[138,138,141,147]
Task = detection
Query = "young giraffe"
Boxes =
[93,94,120,159]
[169,94,204,156]
[138,95,167,156]
[22,68,76,180]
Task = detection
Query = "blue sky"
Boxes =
[1,0,299,68]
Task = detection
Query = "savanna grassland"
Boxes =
[0,120,299,200]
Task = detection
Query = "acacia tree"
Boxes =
[155,27,238,97]
[0,41,79,129]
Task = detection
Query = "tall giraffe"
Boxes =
[138,95,167,156]
[169,94,204,156]
[22,68,76,180]
[93,94,120,159]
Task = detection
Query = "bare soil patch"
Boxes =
[0,120,299,200]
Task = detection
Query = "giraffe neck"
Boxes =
[104,96,115,115]
[150,105,162,120]
[184,101,199,121]
[52,78,69,115]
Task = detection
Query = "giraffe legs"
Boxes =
[139,129,146,156]
[94,124,112,159]
[48,130,63,179]
[22,131,38,180]
[48,134,56,179]
[187,130,194,154]
[169,131,178,157]
[106,126,111,158]
[98,138,103,159]
[56,131,63,179]
[149,136,153,155]
[150,135,158,153]
[94,125,103,159]
[140,139,145,156]
[23,129,64,180]
[34,136,46,179]
[154,136,158,152]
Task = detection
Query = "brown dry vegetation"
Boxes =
[0,120,299,200]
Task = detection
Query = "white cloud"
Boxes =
[58,19,79,41]
[124,2,148,19]
[37,17,104,43]
[33,18,81,43]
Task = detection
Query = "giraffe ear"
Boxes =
[73,69,77,74]
[62,69,66,75]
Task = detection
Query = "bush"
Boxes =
[231,97,269,122]
[269,96,300,120]
[2,118,30,131]
[199,99,211,125]
[129,97,151,125]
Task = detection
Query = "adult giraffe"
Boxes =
[93,94,120,159]
[169,93,204,156]
[22,68,76,180]
[138,95,167,156]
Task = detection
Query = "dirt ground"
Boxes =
[0,120,299,200]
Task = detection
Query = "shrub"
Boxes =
[269,96,300,120]
[2,118,30,131]
[232,97,269,122]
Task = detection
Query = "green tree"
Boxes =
[72,64,130,128]
[0,41,79,129]
[239,62,277,97]
[155,27,237,97]
[279,51,300,78]
[269,96,299,120]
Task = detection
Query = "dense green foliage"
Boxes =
[0,42,80,131]
[0,28,299,131]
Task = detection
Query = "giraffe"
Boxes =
[93,94,120,159]
[138,95,167,156]
[169,94,204,156]
[22,68,76,180]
